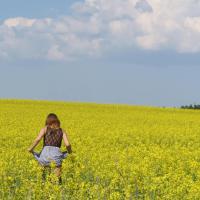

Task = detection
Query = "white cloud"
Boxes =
[4,17,36,27]
[47,45,65,61]
[1,0,200,61]
[184,17,200,33]
[136,34,168,50]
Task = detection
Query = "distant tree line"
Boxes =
[180,104,200,109]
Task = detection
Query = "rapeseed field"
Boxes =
[1,99,200,200]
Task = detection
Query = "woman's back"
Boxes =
[28,113,72,184]
[43,126,63,148]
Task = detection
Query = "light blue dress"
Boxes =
[32,146,68,167]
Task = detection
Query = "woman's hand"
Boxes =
[66,144,73,154]
[27,148,33,153]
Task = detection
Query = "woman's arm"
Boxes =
[62,130,72,154]
[27,127,46,153]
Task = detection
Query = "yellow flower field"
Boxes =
[1,99,200,200]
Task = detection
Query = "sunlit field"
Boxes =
[1,99,200,199]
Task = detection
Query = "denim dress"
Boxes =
[32,126,68,167]
[32,146,68,167]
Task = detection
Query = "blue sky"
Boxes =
[0,0,76,20]
[1,0,200,107]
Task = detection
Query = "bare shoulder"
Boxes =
[62,128,66,133]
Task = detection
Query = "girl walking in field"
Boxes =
[27,113,72,185]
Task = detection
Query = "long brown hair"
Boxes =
[45,113,60,129]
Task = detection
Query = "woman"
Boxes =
[27,113,72,184]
